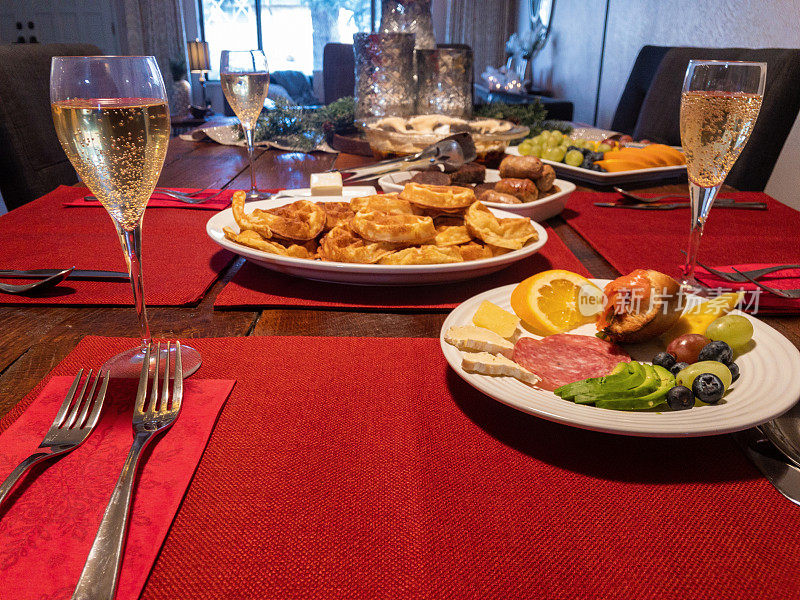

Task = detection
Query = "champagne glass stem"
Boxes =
[681,182,722,287]
[244,126,258,198]
[113,218,151,350]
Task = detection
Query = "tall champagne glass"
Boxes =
[679,60,766,291]
[51,56,201,377]
[220,50,270,200]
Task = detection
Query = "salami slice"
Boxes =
[513,334,630,391]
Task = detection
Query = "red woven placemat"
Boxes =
[0,186,233,305]
[5,335,799,599]
[563,191,800,278]
[214,224,590,310]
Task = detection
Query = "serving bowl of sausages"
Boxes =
[378,155,576,222]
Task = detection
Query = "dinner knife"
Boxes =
[732,427,800,506]
[0,269,129,280]
[594,201,767,210]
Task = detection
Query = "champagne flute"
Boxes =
[51,56,201,377]
[220,50,271,200]
[679,60,766,292]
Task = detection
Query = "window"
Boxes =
[199,0,375,79]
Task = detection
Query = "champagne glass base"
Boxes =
[246,189,272,201]
[101,344,202,379]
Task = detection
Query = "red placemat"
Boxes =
[0,373,234,600]
[0,186,233,305]
[214,224,590,310]
[5,335,799,599]
[563,191,800,279]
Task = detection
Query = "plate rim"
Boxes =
[505,146,687,178]
[440,281,800,437]
[206,196,548,277]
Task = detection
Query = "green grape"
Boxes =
[676,361,733,393]
[564,149,584,166]
[597,143,613,153]
[532,134,545,145]
[550,131,563,144]
[705,315,754,349]
[518,142,534,156]
[529,145,543,158]
[543,147,566,162]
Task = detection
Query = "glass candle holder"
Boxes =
[354,32,416,121]
[416,47,473,118]
[380,0,435,51]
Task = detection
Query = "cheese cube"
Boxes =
[310,172,343,196]
[472,300,520,339]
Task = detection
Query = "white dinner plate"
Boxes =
[505,146,687,185]
[378,170,576,222]
[206,197,548,286]
[440,281,800,437]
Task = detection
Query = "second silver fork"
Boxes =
[72,342,184,600]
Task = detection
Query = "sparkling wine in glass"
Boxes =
[220,50,270,200]
[679,60,766,291]
[51,56,201,377]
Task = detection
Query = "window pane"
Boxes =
[200,0,259,79]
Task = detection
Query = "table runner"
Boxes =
[0,374,234,600]
[0,186,233,305]
[563,191,800,279]
[214,224,590,310]
[4,334,799,599]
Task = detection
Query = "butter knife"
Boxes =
[732,427,800,506]
[594,201,767,210]
[0,269,129,280]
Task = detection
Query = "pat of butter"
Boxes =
[310,172,343,196]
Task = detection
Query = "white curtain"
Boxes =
[444,0,519,75]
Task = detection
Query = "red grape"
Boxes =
[666,334,710,364]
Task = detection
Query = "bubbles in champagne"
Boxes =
[679,91,762,187]
[220,72,270,129]
[51,98,170,229]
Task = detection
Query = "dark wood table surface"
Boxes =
[1,137,798,418]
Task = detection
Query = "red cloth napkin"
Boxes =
[3,335,799,599]
[563,191,800,280]
[0,185,233,305]
[62,187,236,210]
[695,263,800,314]
[0,372,234,600]
[62,188,282,210]
[214,224,590,310]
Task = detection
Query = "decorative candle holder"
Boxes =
[354,32,416,121]
[416,47,473,118]
[380,0,435,51]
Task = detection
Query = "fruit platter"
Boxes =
[506,129,688,185]
[440,269,800,436]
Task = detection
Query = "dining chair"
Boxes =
[631,46,800,191]
[322,42,355,105]
[610,45,673,136]
[0,43,101,211]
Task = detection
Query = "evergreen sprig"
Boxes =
[474,100,572,137]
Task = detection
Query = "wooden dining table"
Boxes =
[0,136,798,418]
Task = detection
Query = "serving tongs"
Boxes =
[337,132,477,184]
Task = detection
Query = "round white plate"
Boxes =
[206,197,548,286]
[440,281,800,437]
[505,146,687,185]
[378,170,576,222]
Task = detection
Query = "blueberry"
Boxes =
[728,362,740,382]
[653,352,677,370]
[698,341,733,365]
[692,373,725,404]
[670,361,689,376]
[666,385,694,410]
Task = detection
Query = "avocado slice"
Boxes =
[574,363,662,404]
[556,361,640,400]
[595,365,675,410]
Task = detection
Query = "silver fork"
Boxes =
[0,369,109,507]
[72,342,183,600]
[613,186,735,204]
[730,267,800,299]
[680,250,800,282]
[86,188,226,205]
